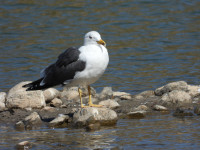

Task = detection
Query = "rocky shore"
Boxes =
[1,81,200,132]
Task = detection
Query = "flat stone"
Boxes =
[99,99,120,109]
[155,81,188,96]
[49,114,69,126]
[73,107,118,127]
[153,105,168,111]
[127,111,146,119]
[6,81,46,109]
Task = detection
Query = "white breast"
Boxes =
[71,44,109,86]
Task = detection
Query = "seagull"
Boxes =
[23,31,109,108]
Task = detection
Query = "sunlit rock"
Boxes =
[153,105,168,111]
[6,81,46,109]
[43,88,60,102]
[155,81,188,96]
[50,98,62,107]
[73,107,118,127]
[99,99,120,109]
[49,114,69,126]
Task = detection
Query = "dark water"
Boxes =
[0,0,200,149]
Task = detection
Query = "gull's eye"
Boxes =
[89,36,92,39]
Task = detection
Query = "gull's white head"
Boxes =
[84,31,106,47]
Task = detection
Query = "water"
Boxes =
[0,0,200,149]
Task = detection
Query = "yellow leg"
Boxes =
[88,85,102,107]
[78,88,86,108]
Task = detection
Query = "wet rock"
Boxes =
[60,87,79,101]
[6,81,46,109]
[127,111,146,119]
[49,114,69,126]
[187,85,200,97]
[50,98,62,107]
[194,106,200,115]
[153,105,168,111]
[99,99,120,109]
[43,88,60,102]
[15,121,25,130]
[173,108,194,117]
[161,90,192,104]
[16,141,32,150]
[155,81,188,96]
[73,107,118,127]
[86,123,101,131]
[24,112,42,125]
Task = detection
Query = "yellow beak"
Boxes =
[97,39,106,46]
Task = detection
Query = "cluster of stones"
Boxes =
[0,81,200,133]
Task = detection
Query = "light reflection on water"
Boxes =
[0,0,200,149]
[1,115,200,149]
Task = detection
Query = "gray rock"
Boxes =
[60,87,79,101]
[155,81,188,96]
[24,112,42,125]
[135,105,149,111]
[16,141,32,149]
[50,98,63,107]
[135,90,155,98]
[153,105,168,111]
[99,99,120,109]
[41,106,57,112]
[49,114,69,126]
[161,90,192,104]
[127,111,146,119]
[73,107,118,127]
[0,92,6,103]
[43,88,60,102]
[99,87,113,99]
[187,85,200,97]
[6,81,46,109]
[0,102,6,110]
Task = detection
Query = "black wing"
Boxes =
[23,47,86,90]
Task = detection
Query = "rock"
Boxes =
[194,106,200,115]
[49,114,69,126]
[6,81,46,109]
[24,112,42,125]
[99,87,113,99]
[113,91,131,97]
[99,99,120,109]
[120,95,132,100]
[127,111,146,119]
[161,90,192,104]
[50,98,62,107]
[0,92,6,103]
[187,85,200,97]
[81,86,96,97]
[15,121,25,130]
[41,106,57,112]
[135,90,155,98]
[135,105,149,111]
[153,105,168,111]
[0,102,6,110]
[173,108,194,117]
[60,87,79,101]
[43,88,59,102]
[16,141,32,149]
[73,107,118,127]
[155,81,188,96]
[86,123,101,131]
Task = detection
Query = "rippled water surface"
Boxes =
[0,0,200,149]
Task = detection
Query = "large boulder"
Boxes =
[155,81,188,96]
[6,81,46,109]
[73,107,118,127]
